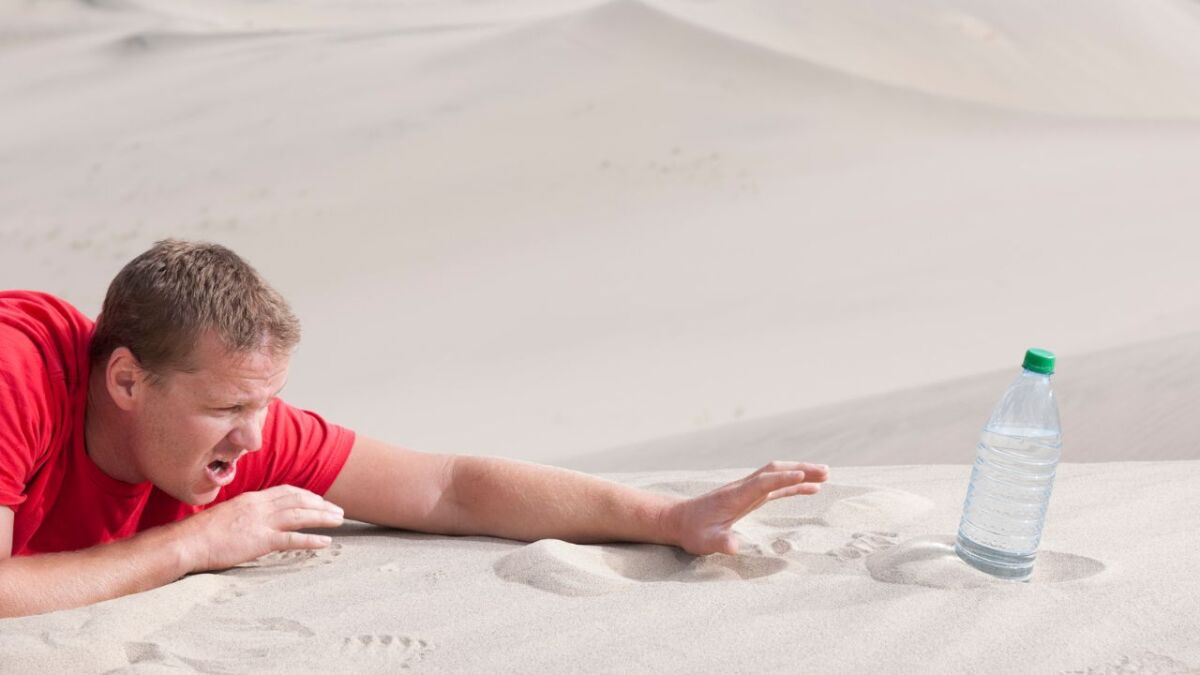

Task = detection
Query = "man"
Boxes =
[0,240,829,618]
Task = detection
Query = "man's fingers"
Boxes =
[747,470,808,494]
[745,461,803,479]
[766,483,822,502]
[267,486,318,505]
[269,489,343,514]
[744,462,830,483]
[725,471,807,514]
[270,507,344,531]
[274,530,334,551]
[795,463,830,483]
[261,484,306,498]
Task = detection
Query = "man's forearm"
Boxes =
[0,522,191,618]
[447,456,684,547]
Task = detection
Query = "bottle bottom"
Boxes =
[955,534,1035,582]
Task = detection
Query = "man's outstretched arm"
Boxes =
[448,457,829,555]
[325,436,830,556]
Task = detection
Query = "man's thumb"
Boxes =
[715,532,739,556]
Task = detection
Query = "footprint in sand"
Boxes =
[123,618,316,671]
[714,482,934,567]
[340,634,434,669]
[825,531,900,562]
[221,617,316,638]
[377,564,447,587]
[229,542,344,577]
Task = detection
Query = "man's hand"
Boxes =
[0,485,344,618]
[176,485,345,573]
[664,461,830,556]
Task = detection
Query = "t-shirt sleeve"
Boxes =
[0,293,92,510]
[249,399,356,496]
[0,324,56,509]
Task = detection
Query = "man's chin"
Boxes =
[190,487,222,506]
[165,484,221,506]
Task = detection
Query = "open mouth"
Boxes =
[205,458,237,485]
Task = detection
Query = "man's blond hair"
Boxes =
[89,239,300,378]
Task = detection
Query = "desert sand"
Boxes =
[2,0,1199,672]
[1,462,1197,673]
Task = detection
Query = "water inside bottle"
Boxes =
[956,426,1061,581]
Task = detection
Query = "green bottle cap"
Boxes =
[1022,348,1055,375]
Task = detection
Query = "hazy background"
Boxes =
[3,0,1198,468]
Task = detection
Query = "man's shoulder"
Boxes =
[0,291,94,376]
[0,290,91,328]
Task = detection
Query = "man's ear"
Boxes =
[105,347,147,412]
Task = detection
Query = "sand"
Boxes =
[1,463,1197,672]
[2,0,1199,672]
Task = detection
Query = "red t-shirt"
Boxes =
[0,290,356,556]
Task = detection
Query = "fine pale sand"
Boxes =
[3,0,1200,672]
[0,462,1197,672]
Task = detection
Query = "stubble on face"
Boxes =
[136,332,290,505]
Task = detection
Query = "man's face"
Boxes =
[131,333,289,505]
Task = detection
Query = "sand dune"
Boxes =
[2,1,1199,670]
[652,0,1200,118]
[14,0,602,33]
[562,331,1200,471]
[27,0,1200,122]
[444,0,1019,122]
[3,0,1199,462]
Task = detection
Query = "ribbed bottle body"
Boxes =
[955,368,1062,581]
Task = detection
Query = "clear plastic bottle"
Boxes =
[955,348,1062,581]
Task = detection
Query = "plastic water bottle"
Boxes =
[955,348,1062,582]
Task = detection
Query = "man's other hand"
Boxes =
[176,485,344,573]
[664,461,830,556]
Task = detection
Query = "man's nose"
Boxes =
[228,414,265,453]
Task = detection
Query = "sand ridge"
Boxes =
[563,331,1200,470]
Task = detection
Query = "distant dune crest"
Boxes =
[33,0,1200,117]
[650,0,1200,118]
